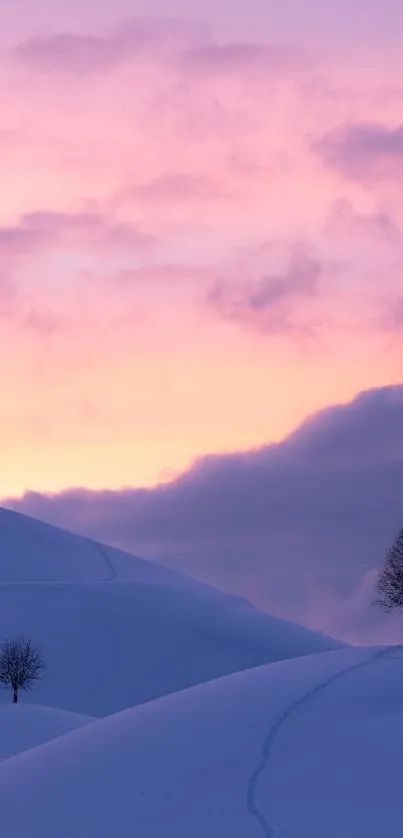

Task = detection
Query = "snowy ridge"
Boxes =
[0,506,212,589]
[0,507,343,715]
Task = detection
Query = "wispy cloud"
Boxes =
[325,199,403,242]
[10,15,314,92]
[0,210,154,257]
[316,122,403,182]
[24,308,65,336]
[180,41,311,78]
[383,296,403,332]
[118,173,222,206]
[208,251,323,335]
[12,18,210,76]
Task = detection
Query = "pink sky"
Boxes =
[1,0,403,498]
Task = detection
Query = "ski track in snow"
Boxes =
[91,541,118,582]
[246,644,402,837]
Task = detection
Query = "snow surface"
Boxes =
[0,645,402,837]
[0,507,343,715]
[0,704,93,761]
[0,507,399,836]
[0,505,213,588]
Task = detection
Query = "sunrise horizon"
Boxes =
[2,380,402,500]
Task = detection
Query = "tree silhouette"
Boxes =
[375,529,403,612]
[0,636,45,703]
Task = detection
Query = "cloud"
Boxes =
[208,250,323,335]
[316,122,403,181]
[0,221,47,255]
[0,274,15,319]
[0,211,154,257]
[383,296,403,332]
[0,210,156,334]
[5,384,403,644]
[394,298,403,328]
[134,173,221,203]
[325,199,403,243]
[12,18,210,77]
[110,174,225,217]
[24,309,65,336]
[285,385,403,462]
[181,42,311,79]
[11,17,311,85]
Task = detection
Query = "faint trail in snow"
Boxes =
[246,645,401,837]
[91,541,118,581]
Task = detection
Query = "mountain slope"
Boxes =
[0,507,343,715]
[0,646,401,838]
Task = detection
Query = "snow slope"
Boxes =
[0,505,211,588]
[0,507,343,716]
[0,645,401,838]
[0,705,93,762]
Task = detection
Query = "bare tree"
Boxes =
[374,529,403,612]
[0,636,45,703]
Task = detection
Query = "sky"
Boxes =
[2,0,403,641]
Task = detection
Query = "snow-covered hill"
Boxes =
[0,505,210,588]
[0,705,93,761]
[0,506,342,715]
[0,645,401,838]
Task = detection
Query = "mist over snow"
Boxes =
[7,384,403,645]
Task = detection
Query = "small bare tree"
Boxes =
[0,636,45,703]
[375,529,403,612]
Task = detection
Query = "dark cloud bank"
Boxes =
[4,384,403,644]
